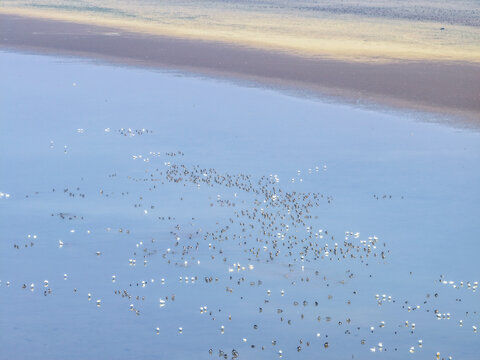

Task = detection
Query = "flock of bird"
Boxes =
[1,127,478,359]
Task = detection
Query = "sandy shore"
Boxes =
[1,13,479,125]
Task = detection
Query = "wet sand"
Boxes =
[1,13,480,124]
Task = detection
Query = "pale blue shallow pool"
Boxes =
[0,51,479,360]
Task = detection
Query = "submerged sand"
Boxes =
[1,12,479,124]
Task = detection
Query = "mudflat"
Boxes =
[1,13,479,123]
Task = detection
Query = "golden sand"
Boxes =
[1,5,479,64]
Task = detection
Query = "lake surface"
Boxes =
[3,0,479,26]
[0,51,479,359]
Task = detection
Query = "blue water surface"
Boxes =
[0,51,479,360]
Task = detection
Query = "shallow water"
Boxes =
[4,0,480,26]
[0,51,479,359]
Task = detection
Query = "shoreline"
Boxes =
[1,13,479,126]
